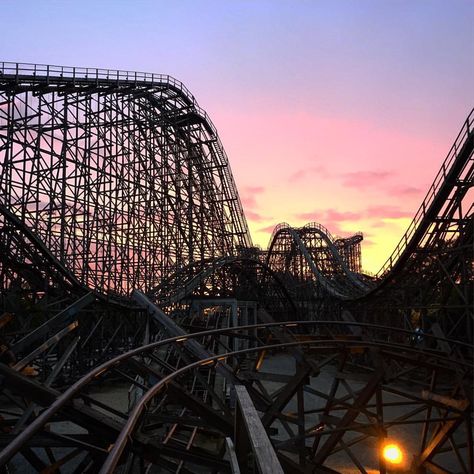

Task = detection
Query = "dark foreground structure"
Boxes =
[0,63,472,473]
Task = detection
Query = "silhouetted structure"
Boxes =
[0,63,472,473]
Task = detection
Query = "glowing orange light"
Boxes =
[382,443,403,465]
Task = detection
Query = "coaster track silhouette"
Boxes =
[0,63,472,473]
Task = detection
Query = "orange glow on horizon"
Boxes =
[248,216,413,275]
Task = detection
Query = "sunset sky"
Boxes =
[2,0,473,273]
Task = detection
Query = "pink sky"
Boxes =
[215,104,468,271]
[2,0,473,272]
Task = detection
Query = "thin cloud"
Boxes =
[241,196,258,209]
[289,165,328,183]
[289,167,396,191]
[257,224,278,234]
[365,205,412,219]
[294,208,362,237]
[241,186,265,209]
[294,205,412,234]
[369,220,388,228]
[387,185,422,196]
[341,170,393,188]
[244,186,265,194]
[258,224,278,234]
[296,209,361,222]
[246,210,269,223]
[326,222,352,237]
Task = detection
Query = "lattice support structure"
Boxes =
[0,62,251,298]
[0,62,472,474]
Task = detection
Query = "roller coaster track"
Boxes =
[265,109,473,300]
[375,109,473,282]
[1,62,471,304]
[266,222,370,300]
[147,255,297,313]
[0,62,251,296]
[0,62,472,473]
[149,221,369,305]
[0,202,86,294]
[0,201,143,310]
[10,109,462,307]
[0,321,471,472]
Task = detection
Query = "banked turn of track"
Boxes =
[266,222,369,300]
[150,108,473,304]
[265,108,473,300]
[0,62,472,304]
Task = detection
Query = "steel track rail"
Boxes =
[99,337,471,473]
[266,223,369,299]
[147,256,298,311]
[0,320,470,466]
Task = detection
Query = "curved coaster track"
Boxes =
[0,63,472,473]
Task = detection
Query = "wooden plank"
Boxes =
[234,384,284,474]
[13,336,80,433]
[12,292,94,355]
[416,414,466,465]
[423,460,451,474]
[132,290,269,411]
[226,437,241,474]
[314,369,383,464]
[12,321,78,372]
[421,391,469,411]
[319,414,379,436]
[261,365,311,428]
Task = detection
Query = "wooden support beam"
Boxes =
[226,437,241,474]
[423,460,451,474]
[11,292,95,355]
[13,336,80,434]
[126,356,233,428]
[262,364,311,428]
[421,391,468,411]
[278,452,339,473]
[0,363,231,471]
[314,369,384,465]
[12,321,78,372]
[234,384,284,474]
[415,400,469,467]
[132,290,270,410]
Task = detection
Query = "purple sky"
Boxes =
[2,0,473,271]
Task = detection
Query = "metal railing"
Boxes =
[0,61,223,143]
[0,61,196,102]
[376,108,474,279]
